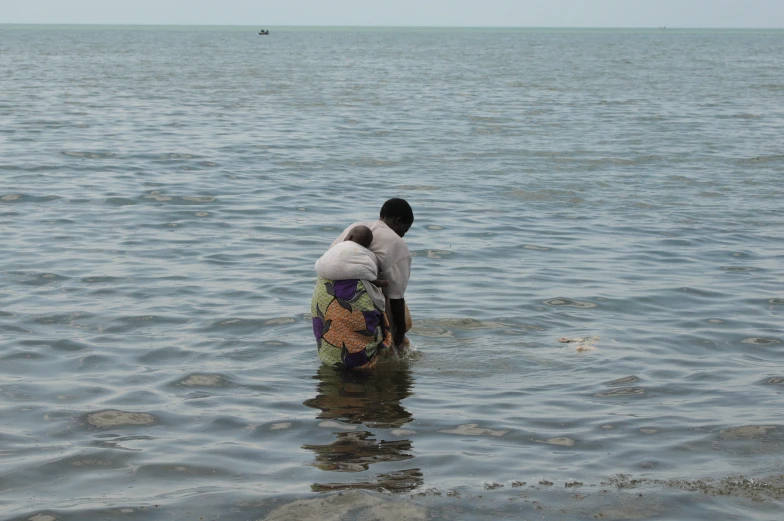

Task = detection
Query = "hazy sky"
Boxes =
[4,0,784,28]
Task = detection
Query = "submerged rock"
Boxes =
[605,375,639,385]
[658,474,784,502]
[87,410,156,428]
[595,387,645,397]
[559,336,600,351]
[720,425,777,439]
[261,489,426,521]
[181,374,224,386]
[536,436,576,447]
[547,299,597,309]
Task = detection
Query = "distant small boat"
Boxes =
[259,29,270,35]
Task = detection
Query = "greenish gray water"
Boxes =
[1,25,783,521]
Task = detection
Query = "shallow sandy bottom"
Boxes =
[261,490,427,521]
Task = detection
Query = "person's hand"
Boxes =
[371,278,389,288]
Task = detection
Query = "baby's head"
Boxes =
[344,225,373,249]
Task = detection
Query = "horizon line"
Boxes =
[2,22,783,30]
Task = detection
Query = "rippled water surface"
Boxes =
[2,26,784,521]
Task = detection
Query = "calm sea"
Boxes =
[1,25,783,521]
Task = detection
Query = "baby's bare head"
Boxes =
[344,225,373,249]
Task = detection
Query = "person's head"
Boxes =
[344,225,374,249]
[379,198,414,238]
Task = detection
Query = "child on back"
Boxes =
[314,225,387,311]
[315,225,388,290]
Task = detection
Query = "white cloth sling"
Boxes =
[314,241,386,310]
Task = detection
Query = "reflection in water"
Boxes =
[304,430,413,472]
[303,365,422,492]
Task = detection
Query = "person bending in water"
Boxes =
[312,225,391,369]
[311,199,414,370]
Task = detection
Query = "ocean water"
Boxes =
[1,25,784,521]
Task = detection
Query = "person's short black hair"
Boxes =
[380,198,414,224]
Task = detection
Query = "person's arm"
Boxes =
[388,297,407,347]
[380,251,411,348]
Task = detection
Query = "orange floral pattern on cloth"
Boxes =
[311,277,391,370]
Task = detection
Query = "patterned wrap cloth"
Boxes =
[311,277,392,370]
